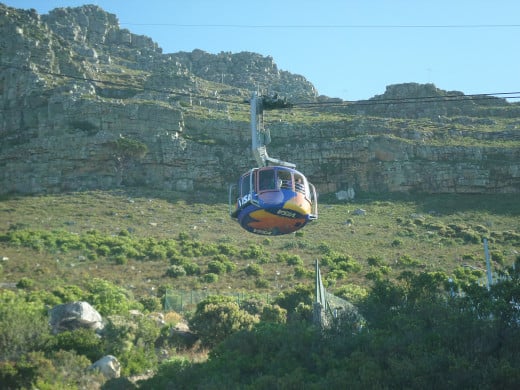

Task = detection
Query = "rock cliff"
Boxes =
[1,4,519,198]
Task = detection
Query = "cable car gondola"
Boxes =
[229,93,318,235]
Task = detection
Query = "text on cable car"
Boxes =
[238,193,252,207]
[277,209,297,218]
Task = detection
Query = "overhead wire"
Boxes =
[291,91,520,109]
[2,17,519,108]
[0,62,245,106]
[120,23,520,29]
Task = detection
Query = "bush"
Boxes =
[240,244,268,260]
[391,239,403,247]
[16,277,35,289]
[184,262,201,276]
[317,241,331,254]
[201,273,219,283]
[294,266,312,278]
[274,284,313,315]
[50,328,103,361]
[86,278,141,316]
[491,251,505,265]
[461,229,481,244]
[217,243,238,256]
[207,260,227,275]
[245,263,263,277]
[118,346,158,376]
[102,314,161,375]
[286,254,304,266]
[139,296,162,312]
[367,256,384,267]
[189,295,258,347]
[260,304,287,323]
[139,357,193,389]
[166,265,187,278]
[114,136,148,159]
[0,291,50,361]
[0,350,100,390]
[255,278,270,288]
[397,255,421,267]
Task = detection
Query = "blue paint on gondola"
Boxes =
[228,93,318,235]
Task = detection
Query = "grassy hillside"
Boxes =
[1,190,518,303]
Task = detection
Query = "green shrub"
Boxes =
[260,304,287,323]
[294,265,312,279]
[0,291,50,361]
[114,136,148,159]
[201,273,219,283]
[323,252,361,273]
[50,285,85,304]
[239,297,266,316]
[453,266,483,284]
[245,263,263,277]
[50,328,103,361]
[149,244,168,260]
[240,244,267,260]
[113,254,128,265]
[391,239,403,247]
[491,251,505,265]
[317,241,331,254]
[184,262,201,276]
[166,265,187,278]
[118,346,158,376]
[255,278,270,288]
[189,295,258,347]
[367,256,384,267]
[329,269,349,281]
[0,350,99,390]
[16,277,35,289]
[274,284,313,314]
[140,357,192,389]
[461,229,481,244]
[86,278,140,316]
[397,255,421,267]
[139,296,162,312]
[217,243,238,256]
[178,231,190,241]
[286,254,304,266]
[97,244,111,256]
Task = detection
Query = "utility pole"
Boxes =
[483,238,493,290]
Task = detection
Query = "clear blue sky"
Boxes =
[4,0,520,101]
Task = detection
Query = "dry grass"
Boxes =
[1,190,519,302]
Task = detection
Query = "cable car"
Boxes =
[229,93,318,235]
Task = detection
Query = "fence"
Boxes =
[164,289,274,313]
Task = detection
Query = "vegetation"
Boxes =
[0,190,519,388]
[141,266,520,389]
[2,4,519,387]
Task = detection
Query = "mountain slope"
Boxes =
[1,3,519,197]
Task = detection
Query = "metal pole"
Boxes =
[250,92,258,152]
[483,238,492,290]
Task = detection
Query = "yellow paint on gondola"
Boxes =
[247,209,306,232]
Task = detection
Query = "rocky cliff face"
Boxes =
[1,4,519,198]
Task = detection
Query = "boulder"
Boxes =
[89,355,121,379]
[49,301,104,333]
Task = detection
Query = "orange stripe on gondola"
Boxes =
[246,209,306,234]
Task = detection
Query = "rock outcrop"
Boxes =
[1,4,519,197]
